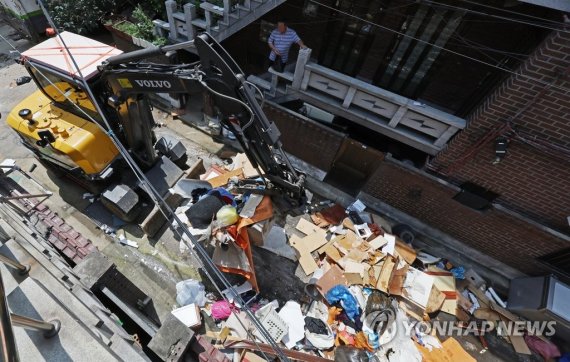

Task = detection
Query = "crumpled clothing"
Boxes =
[305,317,328,334]
[335,330,355,346]
[208,187,236,206]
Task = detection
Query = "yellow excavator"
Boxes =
[5,31,305,221]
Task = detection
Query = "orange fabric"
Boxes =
[328,306,342,325]
[214,196,272,292]
[354,331,374,352]
[220,225,259,292]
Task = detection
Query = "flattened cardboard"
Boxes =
[316,264,347,296]
[345,273,364,285]
[369,235,388,250]
[296,218,327,237]
[324,244,342,263]
[298,252,318,275]
[426,268,457,315]
[403,267,435,309]
[425,286,446,314]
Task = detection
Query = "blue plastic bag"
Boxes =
[325,285,360,322]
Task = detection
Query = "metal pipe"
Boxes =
[0,271,19,362]
[0,193,52,201]
[0,255,30,275]
[10,314,60,338]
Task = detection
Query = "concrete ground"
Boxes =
[0,22,547,361]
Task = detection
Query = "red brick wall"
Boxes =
[363,161,569,275]
[430,30,570,232]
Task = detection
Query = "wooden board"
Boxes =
[377,256,396,292]
[500,315,531,355]
[416,337,476,362]
[388,264,409,295]
[474,308,501,321]
[395,240,417,264]
[207,168,244,187]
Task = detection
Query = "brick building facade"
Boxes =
[267,28,570,277]
[430,29,570,233]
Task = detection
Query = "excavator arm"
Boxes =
[99,34,305,201]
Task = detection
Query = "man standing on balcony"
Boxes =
[268,20,306,73]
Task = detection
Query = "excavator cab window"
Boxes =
[27,64,101,121]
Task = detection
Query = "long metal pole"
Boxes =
[0,255,30,275]
[0,271,19,362]
[10,314,60,337]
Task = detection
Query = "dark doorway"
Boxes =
[324,139,384,196]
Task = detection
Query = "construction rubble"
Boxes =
[163,153,564,361]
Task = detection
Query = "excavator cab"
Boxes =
[6,32,122,180]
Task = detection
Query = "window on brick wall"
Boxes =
[538,248,570,279]
[453,182,499,211]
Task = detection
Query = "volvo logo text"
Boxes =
[134,80,172,88]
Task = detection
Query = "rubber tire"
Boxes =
[391,223,415,244]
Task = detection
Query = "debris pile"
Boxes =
[166,154,562,361]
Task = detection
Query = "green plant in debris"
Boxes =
[46,0,117,34]
[113,5,168,46]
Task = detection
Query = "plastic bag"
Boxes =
[216,205,239,227]
[326,285,360,322]
[176,279,207,307]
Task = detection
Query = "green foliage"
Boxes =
[47,0,117,34]
[113,5,168,46]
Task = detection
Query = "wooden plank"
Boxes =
[395,240,416,264]
[500,315,531,355]
[473,308,501,321]
[207,168,243,187]
[509,335,532,355]
[388,264,409,295]
[377,256,396,292]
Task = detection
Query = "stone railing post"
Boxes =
[183,3,196,40]
[292,47,311,90]
[165,0,178,40]
[223,0,230,24]
[204,9,212,33]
